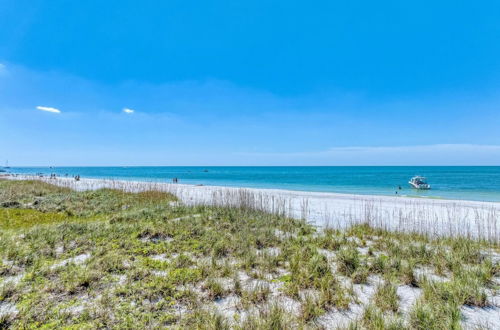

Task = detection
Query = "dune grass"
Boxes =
[0,179,499,329]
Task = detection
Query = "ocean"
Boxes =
[8,166,500,202]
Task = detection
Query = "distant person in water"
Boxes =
[172,178,178,183]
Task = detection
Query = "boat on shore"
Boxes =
[409,176,431,190]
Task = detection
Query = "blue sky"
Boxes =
[1,0,500,165]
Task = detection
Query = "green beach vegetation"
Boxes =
[0,179,499,329]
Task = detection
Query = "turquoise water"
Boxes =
[8,166,500,202]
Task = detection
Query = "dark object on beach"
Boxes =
[75,175,80,181]
[196,184,204,186]
[1,201,21,208]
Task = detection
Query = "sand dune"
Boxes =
[7,175,500,242]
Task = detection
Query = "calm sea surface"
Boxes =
[8,166,500,202]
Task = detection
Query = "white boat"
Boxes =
[409,176,431,190]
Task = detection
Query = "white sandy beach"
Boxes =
[6,174,500,242]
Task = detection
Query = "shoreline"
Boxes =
[5,173,499,206]
[4,174,500,242]
[7,166,500,203]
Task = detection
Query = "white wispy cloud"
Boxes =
[241,144,500,156]
[237,144,500,165]
[324,144,500,155]
[36,106,61,113]
[123,108,134,114]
